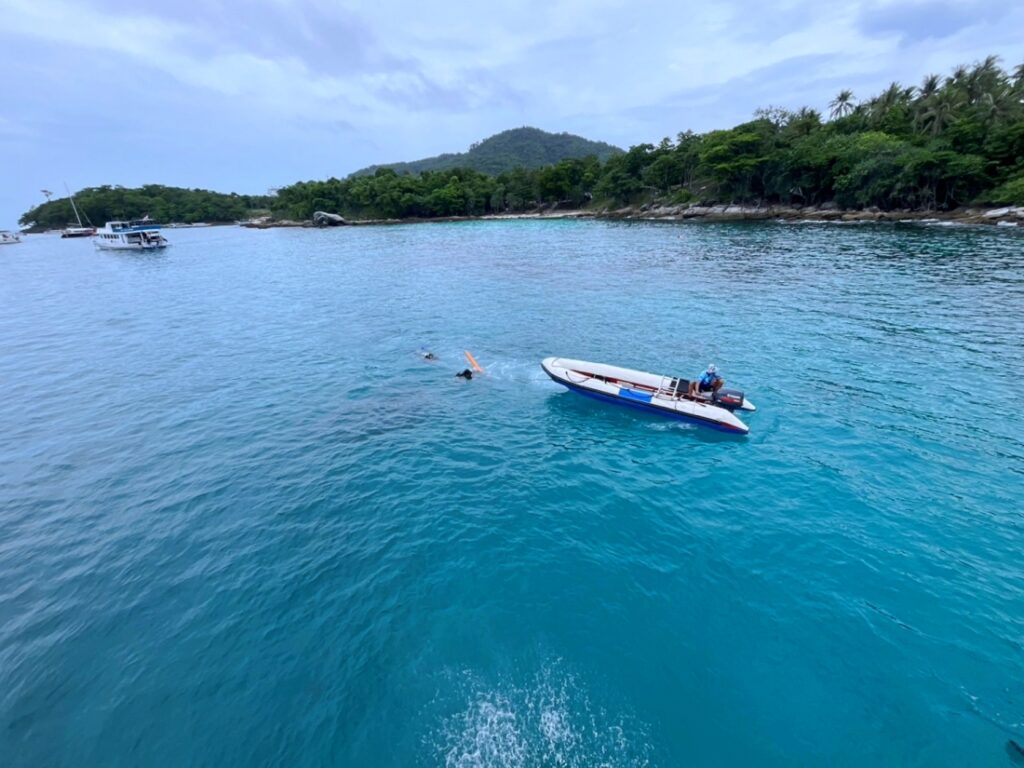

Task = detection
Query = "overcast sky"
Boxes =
[3,0,1023,226]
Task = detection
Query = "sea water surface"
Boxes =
[1,220,1022,767]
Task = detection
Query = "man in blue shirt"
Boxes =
[687,363,723,399]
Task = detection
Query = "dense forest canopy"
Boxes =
[351,127,622,177]
[275,57,1024,221]
[20,185,273,230]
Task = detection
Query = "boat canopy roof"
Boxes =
[105,220,162,232]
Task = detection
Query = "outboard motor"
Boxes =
[713,388,745,410]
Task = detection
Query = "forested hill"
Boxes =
[351,127,622,176]
[273,57,1024,221]
[20,185,274,230]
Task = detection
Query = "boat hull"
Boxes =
[94,241,168,251]
[541,356,752,434]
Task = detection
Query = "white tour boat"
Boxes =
[94,220,169,251]
[0,230,22,245]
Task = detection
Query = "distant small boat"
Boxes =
[61,226,96,238]
[60,183,96,238]
[541,356,756,434]
[0,230,21,245]
[94,220,169,251]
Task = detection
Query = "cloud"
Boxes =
[2,0,515,127]
[856,0,1004,44]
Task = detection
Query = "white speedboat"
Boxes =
[0,231,21,245]
[94,220,169,251]
[541,357,756,434]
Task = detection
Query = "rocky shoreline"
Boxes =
[242,204,1024,229]
[601,203,1024,226]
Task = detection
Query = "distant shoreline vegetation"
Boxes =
[272,58,1024,222]
[19,58,1024,229]
[20,185,273,232]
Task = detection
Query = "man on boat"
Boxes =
[687,364,723,399]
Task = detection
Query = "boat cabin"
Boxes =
[108,220,162,232]
[97,229,164,246]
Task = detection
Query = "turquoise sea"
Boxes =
[1,220,1022,767]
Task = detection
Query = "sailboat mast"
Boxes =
[64,182,84,227]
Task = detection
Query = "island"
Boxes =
[19,58,1024,231]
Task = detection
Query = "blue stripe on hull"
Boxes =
[555,378,745,435]
[617,387,653,403]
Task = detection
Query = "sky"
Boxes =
[2,0,1023,226]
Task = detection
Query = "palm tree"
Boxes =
[944,64,969,98]
[920,92,961,136]
[867,81,909,125]
[977,91,1007,124]
[787,107,822,137]
[829,89,855,119]
[976,55,1002,82]
[919,74,941,100]
[882,82,907,106]
[964,67,985,105]
[961,56,1011,117]
[914,74,941,131]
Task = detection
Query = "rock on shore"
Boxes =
[312,211,348,227]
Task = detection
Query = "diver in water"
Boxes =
[455,369,473,379]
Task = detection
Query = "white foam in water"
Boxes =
[479,359,539,382]
[646,419,696,432]
[443,694,527,768]
[436,666,651,768]
[471,358,559,389]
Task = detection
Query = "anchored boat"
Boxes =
[541,357,756,434]
[94,220,169,251]
[60,183,96,238]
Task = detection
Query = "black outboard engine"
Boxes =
[713,388,745,410]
